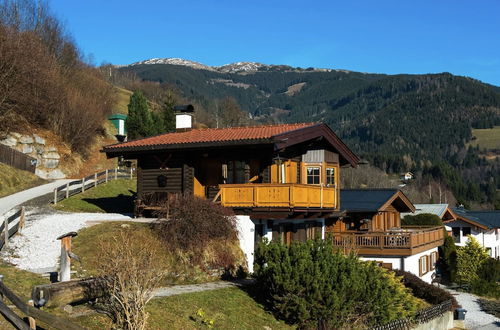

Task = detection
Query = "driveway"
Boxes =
[446,288,500,329]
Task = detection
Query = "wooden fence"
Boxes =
[0,144,37,173]
[370,299,453,330]
[0,275,84,330]
[0,207,26,251]
[53,167,134,204]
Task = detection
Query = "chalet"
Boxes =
[446,207,500,258]
[400,172,414,181]
[336,189,444,283]
[403,204,458,222]
[102,109,444,277]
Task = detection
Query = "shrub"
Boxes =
[254,239,422,328]
[470,279,500,299]
[154,194,244,272]
[393,269,459,309]
[92,228,168,330]
[456,236,489,284]
[478,258,500,283]
[439,235,457,282]
[401,213,443,227]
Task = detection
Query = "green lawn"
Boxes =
[73,287,293,330]
[0,163,45,198]
[470,126,500,150]
[53,179,136,213]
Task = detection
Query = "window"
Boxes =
[305,221,315,240]
[419,255,428,276]
[326,167,335,186]
[462,227,471,237]
[430,252,438,270]
[306,167,320,184]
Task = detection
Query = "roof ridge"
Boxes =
[190,122,316,132]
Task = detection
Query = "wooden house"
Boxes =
[336,189,444,282]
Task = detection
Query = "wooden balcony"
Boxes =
[219,183,337,209]
[331,226,444,256]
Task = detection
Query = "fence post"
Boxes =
[28,300,36,329]
[0,275,3,301]
[105,169,108,183]
[3,217,9,248]
[130,167,133,179]
[18,207,26,233]
[57,232,78,282]
[81,178,85,192]
[94,173,98,188]
[114,168,118,180]
[53,188,57,205]
[66,182,69,199]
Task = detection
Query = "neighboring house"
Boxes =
[103,111,359,272]
[445,207,500,259]
[401,203,458,222]
[400,172,414,181]
[337,189,444,283]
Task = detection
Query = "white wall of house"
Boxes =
[445,220,500,258]
[360,247,439,283]
[235,215,255,273]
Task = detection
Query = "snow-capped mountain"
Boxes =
[128,58,331,73]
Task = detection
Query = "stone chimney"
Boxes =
[173,104,195,131]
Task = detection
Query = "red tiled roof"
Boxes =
[105,123,316,150]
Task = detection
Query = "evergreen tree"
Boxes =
[456,236,489,284]
[125,91,154,139]
[161,90,176,133]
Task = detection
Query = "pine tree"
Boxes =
[456,236,489,284]
[161,90,176,133]
[125,91,154,139]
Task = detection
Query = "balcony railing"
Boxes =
[219,183,337,209]
[331,226,444,256]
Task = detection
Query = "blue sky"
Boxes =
[51,0,500,86]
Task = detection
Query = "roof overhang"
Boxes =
[379,190,415,213]
[446,215,490,230]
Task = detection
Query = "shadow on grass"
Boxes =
[82,190,136,215]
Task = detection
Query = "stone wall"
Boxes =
[1,133,66,179]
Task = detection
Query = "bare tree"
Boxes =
[92,229,168,330]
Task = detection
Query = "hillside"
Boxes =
[116,59,500,207]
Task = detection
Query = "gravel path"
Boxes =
[0,179,72,216]
[153,279,254,298]
[2,209,132,272]
[446,288,500,329]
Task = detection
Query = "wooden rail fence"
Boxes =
[0,207,26,251]
[0,275,84,330]
[53,167,134,205]
[0,144,37,173]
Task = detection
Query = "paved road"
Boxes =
[0,179,72,216]
[446,288,500,329]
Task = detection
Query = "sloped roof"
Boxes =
[340,189,415,213]
[103,122,360,166]
[452,208,500,229]
[402,204,449,218]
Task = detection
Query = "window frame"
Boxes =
[419,255,428,276]
[326,167,336,187]
[306,166,321,185]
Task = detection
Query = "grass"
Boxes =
[470,126,500,150]
[53,179,136,213]
[0,163,45,198]
[112,87,133,114]
[72,287,293,330]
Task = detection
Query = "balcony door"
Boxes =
[225,161,250,184]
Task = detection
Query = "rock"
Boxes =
[21,145,33,154]
[47,169,65,179]
[0,137,17,147]
[34,144,45,155]
[19,135,34,144]
[33,134,46,145]
[35,168,49,179]
[46,146,57,152]
[43,159,59,169]
[10,132,21,139]
[62,304,73,314]
[43,151,60,159]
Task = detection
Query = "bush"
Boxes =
[456,236,489,284]
[394,269,459,309]
[154,194,244,272]
[478,258,500,283]
[401,213,443,227]
[470,279,500,299]
[254,239,422,328]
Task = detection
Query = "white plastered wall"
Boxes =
[175,114,192,129]
[235,215,255,273]
[445,220,500,258]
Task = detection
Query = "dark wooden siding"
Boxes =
[0,144,37,173]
